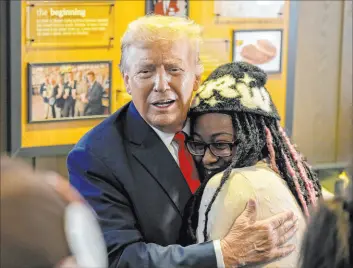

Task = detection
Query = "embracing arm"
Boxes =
[67,147,217,268]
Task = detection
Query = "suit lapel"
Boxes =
[125,103,192,216]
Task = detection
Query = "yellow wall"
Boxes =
[189,1,290,126]
[21,1,144,148]
[21,0,290,148]
[17,1,351,175]
[21,1,119,147]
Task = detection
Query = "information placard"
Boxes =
[214,1,285,19]
[26,1,115,47]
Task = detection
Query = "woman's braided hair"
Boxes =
[180,62,322,244]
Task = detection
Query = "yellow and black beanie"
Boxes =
[190,61,280,120]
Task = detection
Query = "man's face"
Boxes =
[124,40,199,133]
[87,74,94,83]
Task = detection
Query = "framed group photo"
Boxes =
[28,61,112,123]
[232,29,283,74]
[146,0,189,17]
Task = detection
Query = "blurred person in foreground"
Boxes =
[68,15,297,268]
[0,156,107,268]
[300,170,352,268]
[300,173,353,268]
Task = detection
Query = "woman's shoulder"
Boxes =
[237,161,289,189]
[206,161,283,191]
[204,161,301,214]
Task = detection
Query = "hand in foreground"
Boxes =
[220,199,298,268]
[44,171,84,203]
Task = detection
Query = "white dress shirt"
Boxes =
[163,0,171,15]
[148,120,225,268]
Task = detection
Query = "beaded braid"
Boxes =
[183,112,322,243]
[302,161,322,197]
[264,126,279,174]
[266,121,312,210]
[184,179,208,243]
[277,123,317,206]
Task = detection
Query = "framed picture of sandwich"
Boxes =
[232,29,283,74]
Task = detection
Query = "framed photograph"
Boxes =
[28,61,112,123]
[232,29,283,74]
[146,0,189,17]
[214,1,284,19]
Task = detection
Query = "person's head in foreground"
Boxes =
[0,156,107,268]
[184,61,322,242]
[120,14,203,133]
[300,172,352,268]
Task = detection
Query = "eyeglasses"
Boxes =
[186,140,235,157]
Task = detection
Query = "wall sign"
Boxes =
[26,1,115,47]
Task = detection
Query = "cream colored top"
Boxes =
[197,161,306,268]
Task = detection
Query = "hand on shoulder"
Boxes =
[220,199,298,267]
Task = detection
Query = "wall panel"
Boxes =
[292,0,343,164]
[336,0,352,163]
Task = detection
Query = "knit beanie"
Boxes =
[189,61,280,120]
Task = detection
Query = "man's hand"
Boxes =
[220,199,298,267]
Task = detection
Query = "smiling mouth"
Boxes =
[152,99,176,108]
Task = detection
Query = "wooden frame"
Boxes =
[27,61,112,123]
[232,29,284,74]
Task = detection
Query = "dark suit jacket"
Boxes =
[85,81,103,115]
[68,102,217,268]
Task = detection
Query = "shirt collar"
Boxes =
[149,119,190,148]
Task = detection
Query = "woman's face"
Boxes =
[191,113,236,181]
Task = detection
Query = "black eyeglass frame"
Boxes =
[185,139,235,157]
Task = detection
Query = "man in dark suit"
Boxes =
[68,15,297,268]
[62,71,77,118]
[84,71,104,116]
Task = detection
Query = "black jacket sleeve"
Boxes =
[67,147,218,268]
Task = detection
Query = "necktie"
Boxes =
[173,132,200,193]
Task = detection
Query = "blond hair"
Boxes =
[119,15,204,75]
